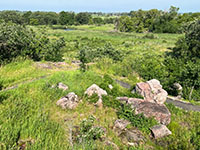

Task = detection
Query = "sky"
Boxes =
[0,0,199,13]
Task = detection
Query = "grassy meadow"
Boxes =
[0,25,200,150]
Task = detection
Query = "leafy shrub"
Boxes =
[117,104,158,133]
[78,43,124,66]
[157,103,200,150]
[102,96,121,109]
[77,116,104,142]
[78,47,88,72]
[0,22,65,64]
[173,20,200,60]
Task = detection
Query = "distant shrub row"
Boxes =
[116,6,200,33]
[0,11,116,26]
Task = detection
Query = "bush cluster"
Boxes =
[76,116,104,142]
[0,22,65,64]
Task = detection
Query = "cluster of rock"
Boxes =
[56,83,108,109]
[53,82,79,109]
[117,79,172,139]
[55,79,172,144]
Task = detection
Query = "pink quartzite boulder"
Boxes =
[150,125,172,139]
[56,92,79,109]
[134,101,171,125]
[116,97,171,125]
[134,79,168,105]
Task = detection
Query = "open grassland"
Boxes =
[38,24,182,85]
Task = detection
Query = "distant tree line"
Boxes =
[0,11,116,26]
[116,6,200,33]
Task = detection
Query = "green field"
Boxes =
[0,25,200,150]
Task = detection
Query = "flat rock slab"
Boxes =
[113,119,131,134]
[151,125,172,139]
[135,101,171,125]
[116,97,171,125]
[119,128,145,145]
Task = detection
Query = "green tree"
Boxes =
[59,11,75,25]
[75,12,91,25]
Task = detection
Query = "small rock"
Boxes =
[173,83,183,98]
[113,119,131,134]
[150,124,172,139]
[56,92,79,109]
[120,128,144,145]
[116,97,129,104]
[108,84,113,90]
[58,82,69,91]
[104,140,119,150]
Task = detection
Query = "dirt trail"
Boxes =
[115,79,200,112]
[0,75,49,93]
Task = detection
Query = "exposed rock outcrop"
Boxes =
[150,124,172,139]
[56,92,79,109]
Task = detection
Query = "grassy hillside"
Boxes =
[0,25,199,150]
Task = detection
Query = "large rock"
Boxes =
[85,84,107,107]
[134,79,168,104]
[85,84,107,97]
[150,125,172,139]
[56,92,79,109]
[116,97,171,125]
[135,102,171,125]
